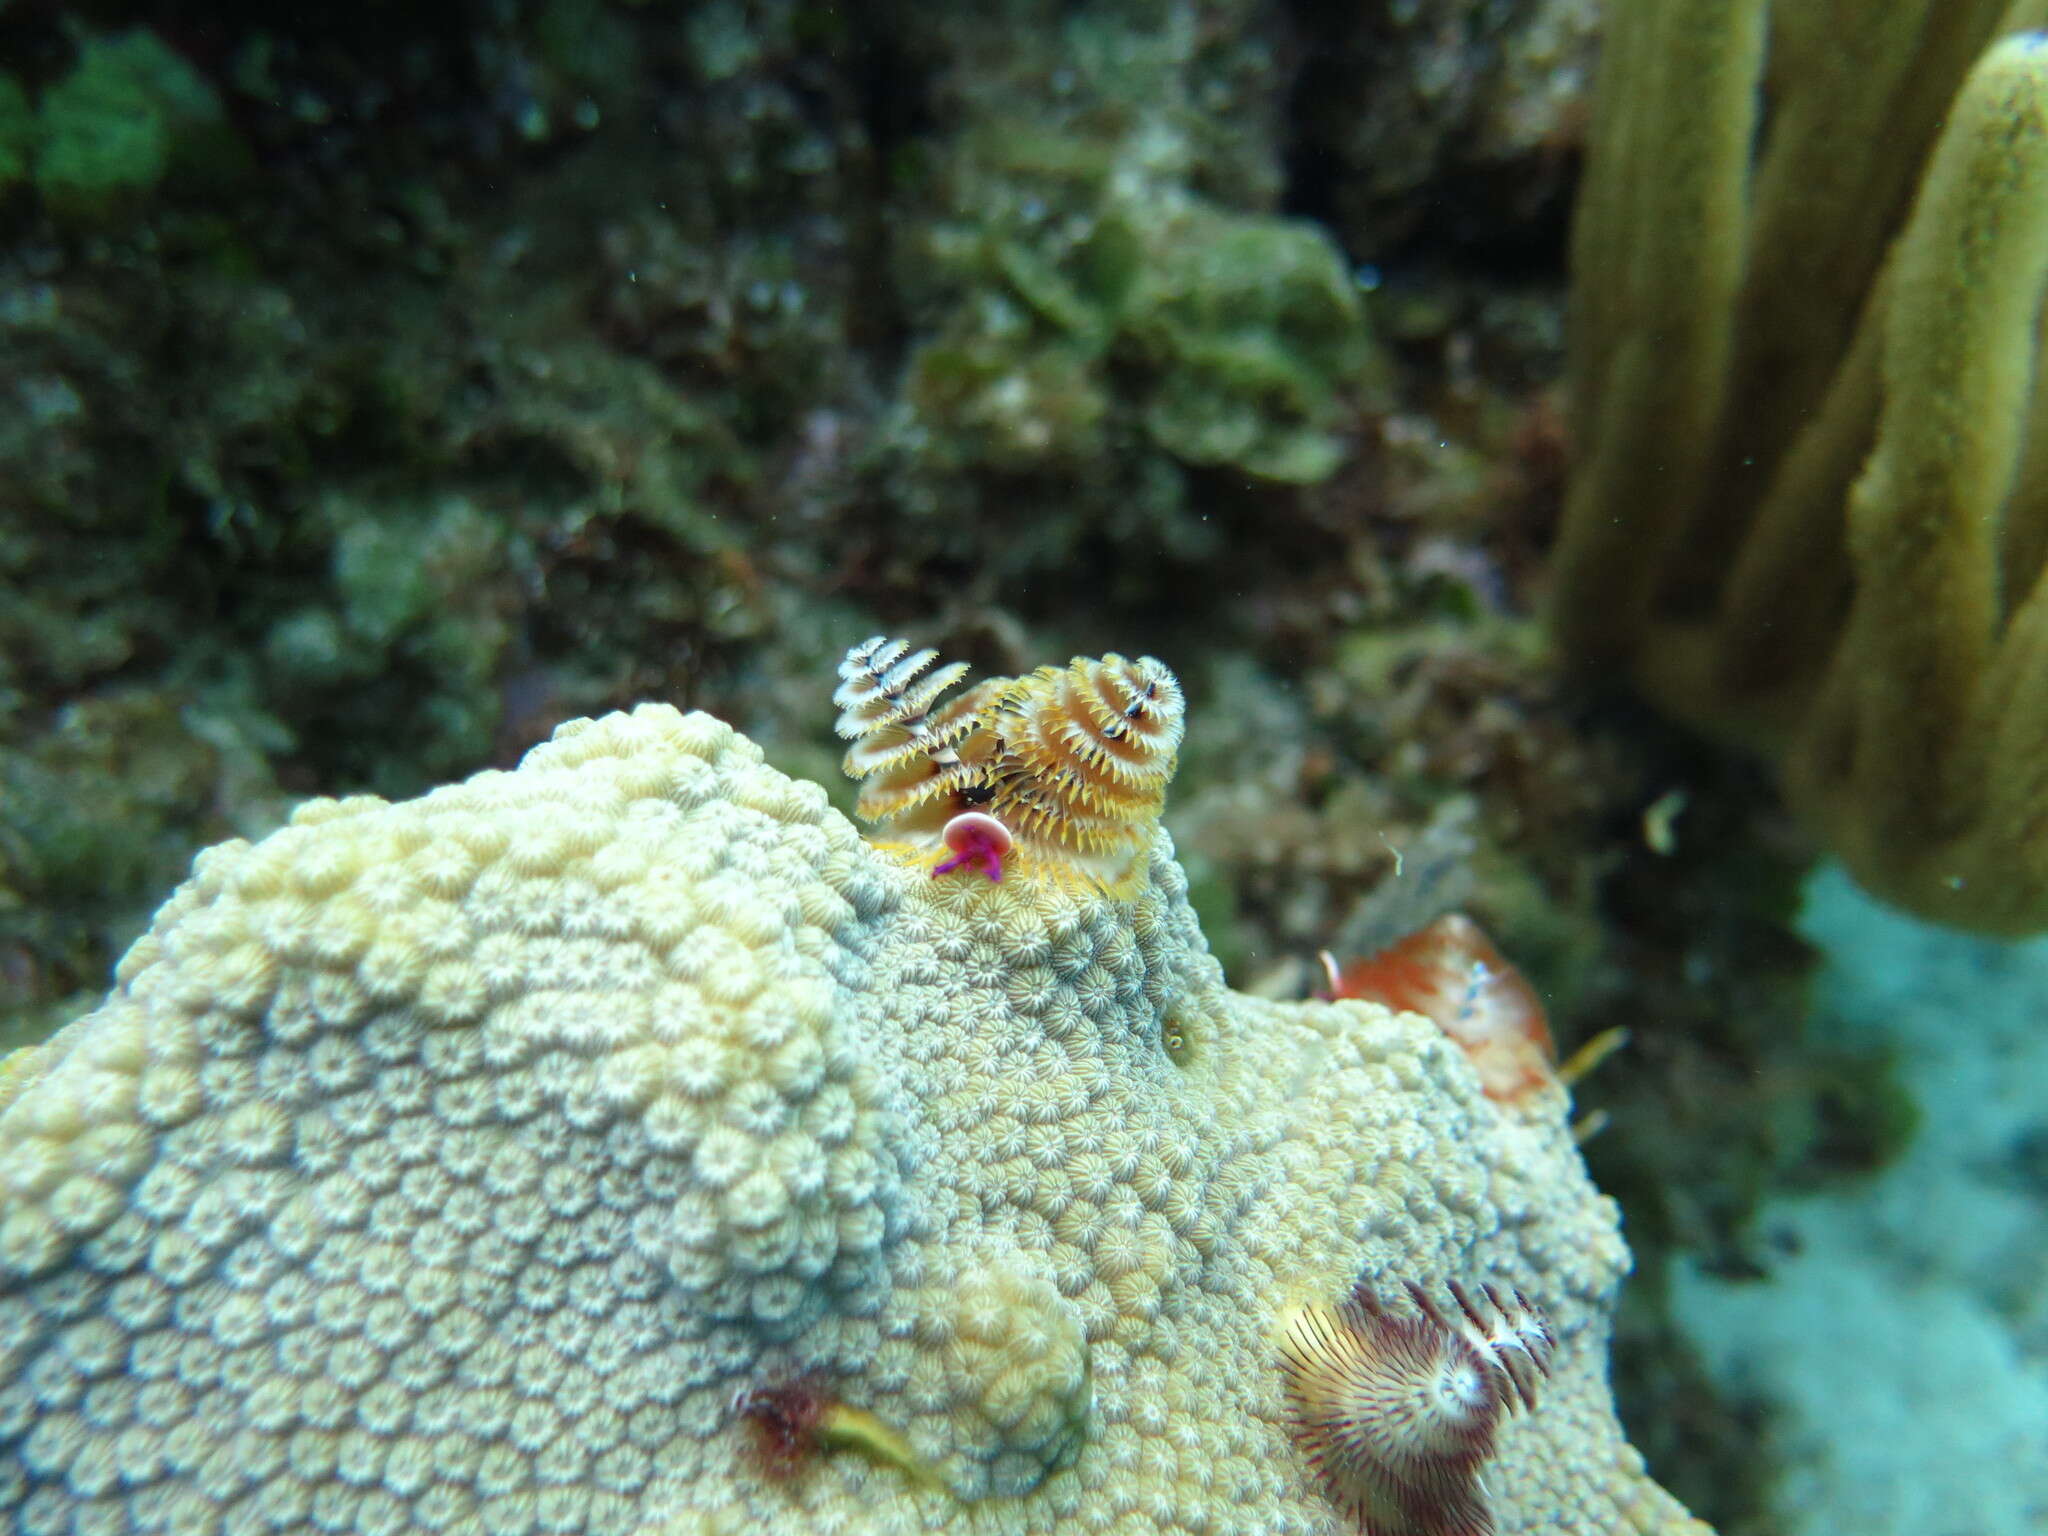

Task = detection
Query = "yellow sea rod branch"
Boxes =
[1551,0,1766,667]
[1973,568,2048,915]
[1664,0,2009,612]
[1793,33,2048,873]
[1702,4,2036,703]
[1551,0,2048,931]
[1562,0,2038,727]
[1950,0,2048,608]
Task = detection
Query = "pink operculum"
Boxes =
[932,810,1012,882]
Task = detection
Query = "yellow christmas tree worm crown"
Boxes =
[833,636,998,834]
[834,637,1185,895]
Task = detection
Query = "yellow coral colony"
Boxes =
[834,636,1185,895]
[0,669,1708,1533]
[1555,1,2048,932]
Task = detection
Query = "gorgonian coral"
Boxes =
[1555,4,2048,932]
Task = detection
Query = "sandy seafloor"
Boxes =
[1675,864,2048,1535]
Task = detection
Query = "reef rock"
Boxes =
[0,686,1707,1535]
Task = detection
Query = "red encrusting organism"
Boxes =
[1321,914,1556,1103]
[732,1378,832,1481]
[730,1376,946,1491]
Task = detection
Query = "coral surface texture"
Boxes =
[0,700,1705,1535]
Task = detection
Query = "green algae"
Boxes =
[0,76,29,192]
[31,29,242,220]
[898,7,1384,498]
[911,156,1374,485]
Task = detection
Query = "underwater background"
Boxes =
[3,3,2046,1532]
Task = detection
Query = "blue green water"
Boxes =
[1677,864,2048,1535]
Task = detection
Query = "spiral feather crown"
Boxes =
[834,637,1185,892]
[832,637,996,830]
[1277,1280,1555,1536]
